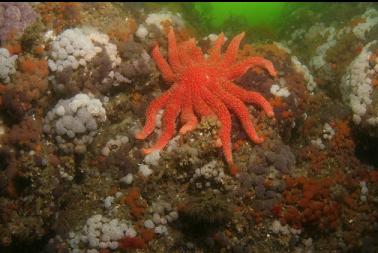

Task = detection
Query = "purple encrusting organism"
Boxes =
[0,2,37,43]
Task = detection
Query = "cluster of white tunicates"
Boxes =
[271,220,301,235]
[287,8,378,72]
[143,200,178,235]
[0,48,17,83]
[137,150,161,177]
[310,122,336,150]
[190,160,229,189]
[291,55,317,93]
[48,27,121,72]
[68,214,136,253]
[135,11,185,40]
[311,138,325,150]
[101,135,129,157]
[353,8,378,40]
[43,93,106,154]
[340,41,376,125]
[322,123,336,140]
[270,83,291,98]
[309,26,337,70]
[271,42,317,93]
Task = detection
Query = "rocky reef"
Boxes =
[0,2,378,253]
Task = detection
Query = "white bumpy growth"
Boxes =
[43,93,106,153]
[48,27,121,72]
[0,48,18,83]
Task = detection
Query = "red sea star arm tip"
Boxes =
[167,27,182,72]
[223,32,245,65]
[134,85,179,140]
[209,33,225,61]
[179,84,198,134]
[142,88,183,153]
[227,56,277,80]
[151,45,175,82]
[141,148,153,154]
[228,163,239,176]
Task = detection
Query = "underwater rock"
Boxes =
[0,150,64,246]
[236,42,313,141]
[178,190,233,234]
[284,7,378,99]
[0,3,378,253]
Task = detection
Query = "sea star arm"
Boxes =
[192,82,215,118]
[200,86,233,164]
[135,84,179,140]
[223,32,245,65]
[226,56,277,80]
[213,84,264,144]
[208,33,225,62]
[178,39,200,66]
[179,84,198,135]
[142,87,183,154]
[151,45,175,82]
[222,81,274,117]
[189,39,205,63]
[167,27,182,72]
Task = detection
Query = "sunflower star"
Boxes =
[135,28,277,175]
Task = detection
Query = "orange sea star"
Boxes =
[135,28,277,175]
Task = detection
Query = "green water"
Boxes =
[193,2,287,29]
[168,2,369,41]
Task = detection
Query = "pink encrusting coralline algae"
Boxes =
[0,3,37,43]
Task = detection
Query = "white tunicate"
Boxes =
[138,164,153,177]
[120,173,133,185]
[271,220,301,235]
[135,25,148,40]
[154,225,168,235]
[125,227,137,238]
[144,219,155,229]
[168,211,178,221]
[101,135,130,157]
[144,150,161,166]
[152,213,161,224]
[311,138,325,150]
[103,196,114,209]
[270,84,290,98]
